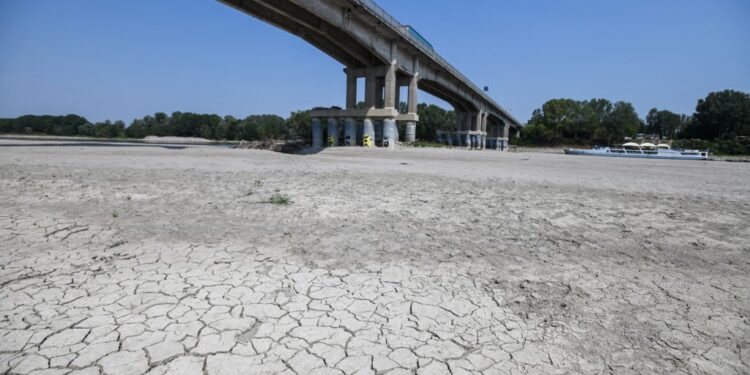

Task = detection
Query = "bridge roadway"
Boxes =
[219,0,522,150]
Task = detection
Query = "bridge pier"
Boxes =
[326,118,339,147]
[310,64,418,148]
[454,112,463,147]
[501,124,510,151]
[405,72,418,144]
[477,110,487,150]
[312,118,323,148]
[374,120,383,146]
[343,118,356,146]
[346,70,357,109]
[382,118,398,148]
[308,59,510,151]
[472,112,481,149]
[490,124,500,150]
[405,122,416,143]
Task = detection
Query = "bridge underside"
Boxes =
[220,0,521,149]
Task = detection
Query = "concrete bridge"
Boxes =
[219,0,522,150]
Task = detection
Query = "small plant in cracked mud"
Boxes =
[268,194,291,205]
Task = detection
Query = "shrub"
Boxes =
[267,194,291,205]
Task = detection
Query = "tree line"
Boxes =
[519,89,750,153]
[0,111,310,142]
[1,89,747,153]
[0,104,455,143]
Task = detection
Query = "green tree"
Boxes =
[645,108,686,138]
[286,110,311,142]
[524,98,641,145]
[538,99,579,139]
[416,103,454,141]
[0,119,14,133]
[685,90,750,140]
[223,115,240,140]
[78,122,95,137]
[597,101,640,144]
[126,119,148,138]
[583,99,613,139]
[199,123,214,139]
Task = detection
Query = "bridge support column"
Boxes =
[326,118,339,147]
[405,71,419,143]
[364,70,376,108]
[471,113,480,149]
[494,133,500,150]
[480,113,487,150]
[492,129,500,150]
[405,122,416,143]
[312,118,323,148]
[362,118,375,147]
[343,118,356,146]
[357,119,364,144]
[408,73,418,114]
[346,70,357,109]
[476,112,482,150]
[384,62,397,110]
[374,120,383,145]
[496,125,502,150]
[502,124,510,151]
[375,78,385,108]
[382,118,397,148]
[458,111,466,147]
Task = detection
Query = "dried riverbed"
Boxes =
[1,140,748,374]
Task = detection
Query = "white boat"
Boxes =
[564,143,709,160]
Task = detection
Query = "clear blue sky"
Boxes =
[1,0,748,124]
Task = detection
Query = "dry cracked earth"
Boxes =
[0,142,749,375]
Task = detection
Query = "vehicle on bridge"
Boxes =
[402,25,434,50]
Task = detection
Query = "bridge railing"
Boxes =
[354,0,518,124]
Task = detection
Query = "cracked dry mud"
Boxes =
[1,142,749,375]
